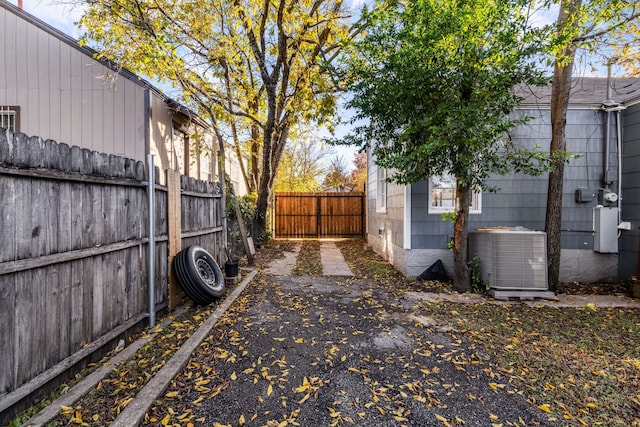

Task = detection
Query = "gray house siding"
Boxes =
[0,4,146,161]
[405,108,618,281]
[0,1,228,186]
[412,109,608,245]
[620,101,640,279]
[366,151,408,273]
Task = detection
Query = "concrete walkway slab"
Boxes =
[265,243,301,275]
[320,240,353,276]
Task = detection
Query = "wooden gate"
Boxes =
[274,192,365,238]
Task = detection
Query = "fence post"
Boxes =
[317,194,321,239]
[167,169,183,309]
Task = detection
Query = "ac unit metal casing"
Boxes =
[468,227,548,291]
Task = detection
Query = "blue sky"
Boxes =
[10,0,85,37]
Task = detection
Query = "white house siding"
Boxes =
[0,5,146,161]
[620,101,640,280]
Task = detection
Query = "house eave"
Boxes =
[623,96,640,108]
[516,103,604,111]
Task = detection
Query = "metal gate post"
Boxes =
[147,154,156,327]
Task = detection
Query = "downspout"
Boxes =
[144,89,155,327]
[615,107,626,235]
[602,64,614,188]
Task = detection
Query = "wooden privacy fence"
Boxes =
[0,129,224,422]
[274,192,365,238]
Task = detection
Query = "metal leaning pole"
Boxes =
[147,154,156,327]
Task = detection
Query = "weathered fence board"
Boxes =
[0,276,15,391]
[274,192,365,238]
[180,177,224,265]
[0,177,16,262]
[0,129,224,420]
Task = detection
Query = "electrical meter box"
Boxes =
[594,206,618,253]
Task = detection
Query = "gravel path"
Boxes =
[145,274,553,426]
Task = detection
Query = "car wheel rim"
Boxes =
[196,258,216,285]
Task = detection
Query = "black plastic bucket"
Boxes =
[224,261,239,277]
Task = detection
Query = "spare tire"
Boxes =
[174,245,225,304]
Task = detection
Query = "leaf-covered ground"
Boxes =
[421,302,640,426]
[144,274,551,427]
[12,238,639,427]
[36,304,219,427]
[291,240,322,276]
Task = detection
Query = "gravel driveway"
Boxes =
[145,273,552,426]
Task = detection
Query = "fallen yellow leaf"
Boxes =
[435,413,452,427]
[538,404,552,413]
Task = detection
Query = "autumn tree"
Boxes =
[337,0,552,291]
[78,0,356,243]
[350,152,367,191]
[544,0,640,291]
[274,129,330,192]
[616,26,640,76]
[323,156,351,190]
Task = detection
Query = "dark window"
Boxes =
[0,106,20,132]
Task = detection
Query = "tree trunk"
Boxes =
[252,141,273,244]
[546,0,580,292]
[252,85,278,244]
[249,97,260,193]
[453,181,471,292]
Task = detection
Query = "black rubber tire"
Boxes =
[184,245,225,299]
[173,245,225,304]
[174,249,210,305]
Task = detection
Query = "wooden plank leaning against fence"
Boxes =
[0,128,224,420]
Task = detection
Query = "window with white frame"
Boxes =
[428,173,481,214]
[0,106,20,132]
[376,166,387,212]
